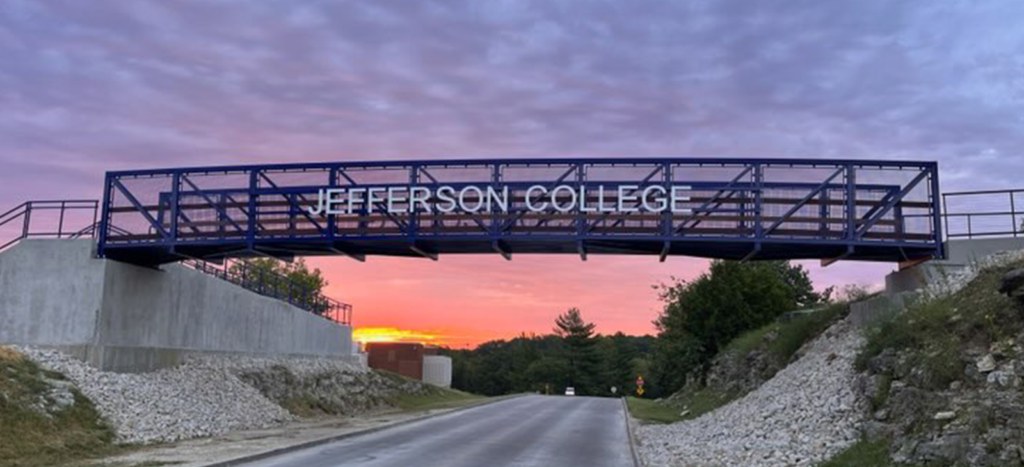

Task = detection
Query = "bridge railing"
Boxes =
[942,189,1024,239]
[96,158,944,264]
[183,258,353,325]
[0,200,99,252]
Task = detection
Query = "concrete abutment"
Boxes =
[0,239,355,372]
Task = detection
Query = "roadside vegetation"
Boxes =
[448,258,842,424]
[649,260,833,396]
[0,346,117,467]
[727,300,850,363]
[444,309,655,397]
[818,440,894,467]
[834,258,1024,466]
[856,259,1024,387]
[386,386,483,412]
[626,386,741,424]
[629,300,851,424]
[624,397,684,424]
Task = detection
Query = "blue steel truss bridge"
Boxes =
[95,158,943,267]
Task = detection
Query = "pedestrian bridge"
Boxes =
[95,158,944,266]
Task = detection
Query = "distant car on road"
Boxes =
[565,387,575,396]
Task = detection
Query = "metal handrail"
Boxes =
[0,198,352,324]
[941,188,1024,239]
[182,258,353,325]
[0,200,100,252]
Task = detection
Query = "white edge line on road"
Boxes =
[197,394,529,467]
[622,397,644,467]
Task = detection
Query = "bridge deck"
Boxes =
[97,158,943,265]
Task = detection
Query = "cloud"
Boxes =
[2,0,1021,183]
[1,0,1021,343]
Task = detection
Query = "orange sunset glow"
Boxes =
[352,327,443,345]
[317,255,887,349]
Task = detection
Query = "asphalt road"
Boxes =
[238,395,635,467]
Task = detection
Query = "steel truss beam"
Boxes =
[98,158,943,266]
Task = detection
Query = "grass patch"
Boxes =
[818,439,894,467]
[669,387,740,421]
[385,387,483,412]
[625,397,685,424]
[627,387,740,425]
[768,303,848,362]
[725,303,848,364]
[0,347,118,467]
[856,259,1024,388]
[726,323,779,356]
[280,395,340,418]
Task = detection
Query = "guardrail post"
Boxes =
[942,193,950,241]
[22,203,32,240]
[1011,191,1018,238]
[91,201,98,239]
[929,163,943,255]
[57,201,66,237]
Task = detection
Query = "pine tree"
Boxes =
[554,308,599,395]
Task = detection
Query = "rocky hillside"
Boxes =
[662,302,849,421]
[8,347,443,446]
[638,316,866,467]
[238,361,436,417]
[854,258,1024,466]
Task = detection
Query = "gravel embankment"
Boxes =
[637,318,866,467]
[13,347,366,444]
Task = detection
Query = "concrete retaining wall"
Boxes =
[886,238,1024,294]
[872,237,1024,325]
[850,292,920,328]
[0,239,353,372]
[0,239,104,346]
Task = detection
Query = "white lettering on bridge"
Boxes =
[307,184,693,215]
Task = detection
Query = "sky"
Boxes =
[2,1,1023,347]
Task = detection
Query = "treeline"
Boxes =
[442,260,832,399]
[442,310,656,397]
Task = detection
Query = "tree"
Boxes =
[525,357,570,394]
[766,261,833,307]
[441,330,656,398]
[554,308,599,394]
[598,332,639,397]
[652,260,819,393]
[228,258,328,313]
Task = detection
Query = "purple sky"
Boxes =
[2,1,1022,344]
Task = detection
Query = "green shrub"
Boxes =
[870,374,892,410]
[652,260,827,392]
